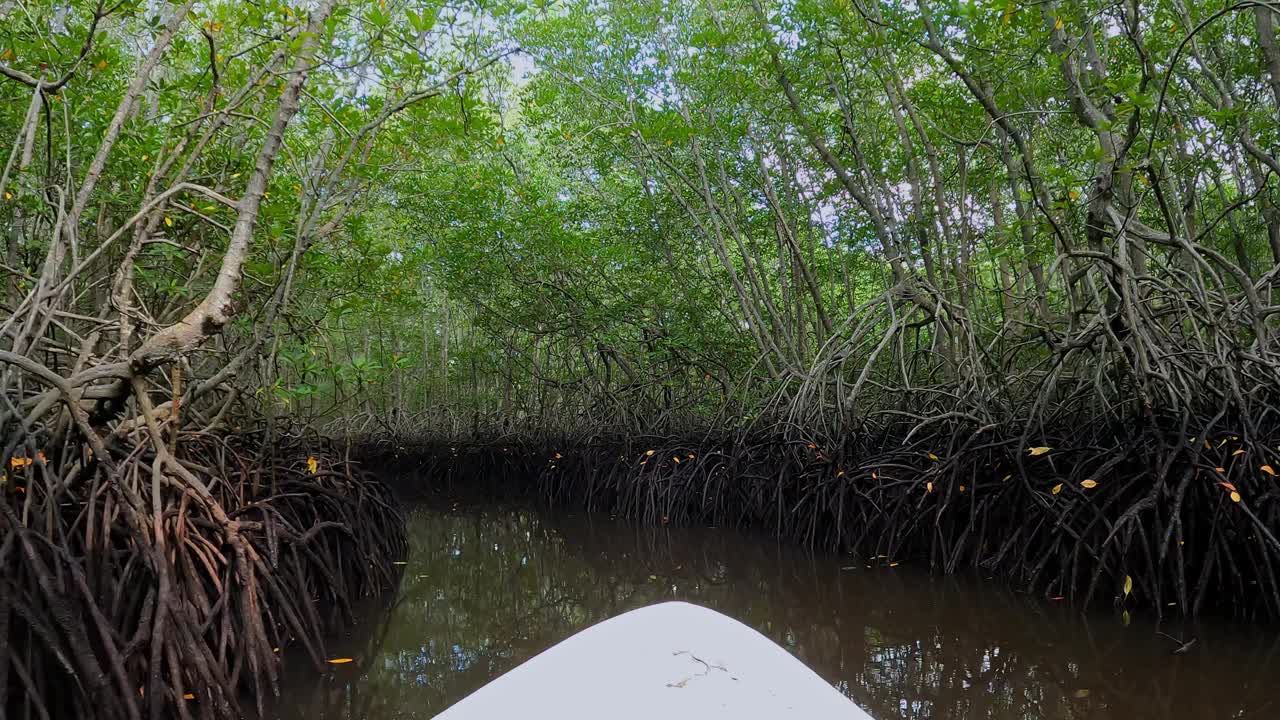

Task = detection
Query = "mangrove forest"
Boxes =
[3,0,1280,717]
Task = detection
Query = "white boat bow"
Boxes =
[435,600,873,719]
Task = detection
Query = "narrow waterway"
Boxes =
[271,503,1279,719]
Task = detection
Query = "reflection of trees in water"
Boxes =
[270,508,1280,720]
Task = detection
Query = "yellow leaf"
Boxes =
[327,657,354,664]
[3,192,11,201]
[95,60,108,70]
[1051,483,1063,495]
[141,154,149,162]
[958,485,967,493]
[0,49,12,61]
[183,693,196,700]
[553,452,562,459]
[1002,0,1016,25]
[926,482,933,493]
[645,449,654,456]
[927,452,939,461]
[889,562,900,567]
[1028,446,1052,456]
[1123,575,1133,596]
[1230,491,1242,503]
[1081,479,1097,489]
[306,456,318,474]
[672,456,680,463]
[1121,610,1131,626]
[1001,474,1011,482]
[1073,689,1090,699]
[164,216,173,227]
[1262,465,1276,476]
[1054,17,1064,31]
[496,136,505,146]
[391,561,407,565]
[1233,449,1245,456]
[1067,189,1079,200]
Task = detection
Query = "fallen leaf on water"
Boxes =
[327,658,354,664]
[1081,479,1098,489]
[1123,575,1133,597]
[1052,483,1063,495]
[1028,446,1052,457]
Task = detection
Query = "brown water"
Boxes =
[270,504,1279,719]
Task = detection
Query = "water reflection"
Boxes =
[270,505,1280,719]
